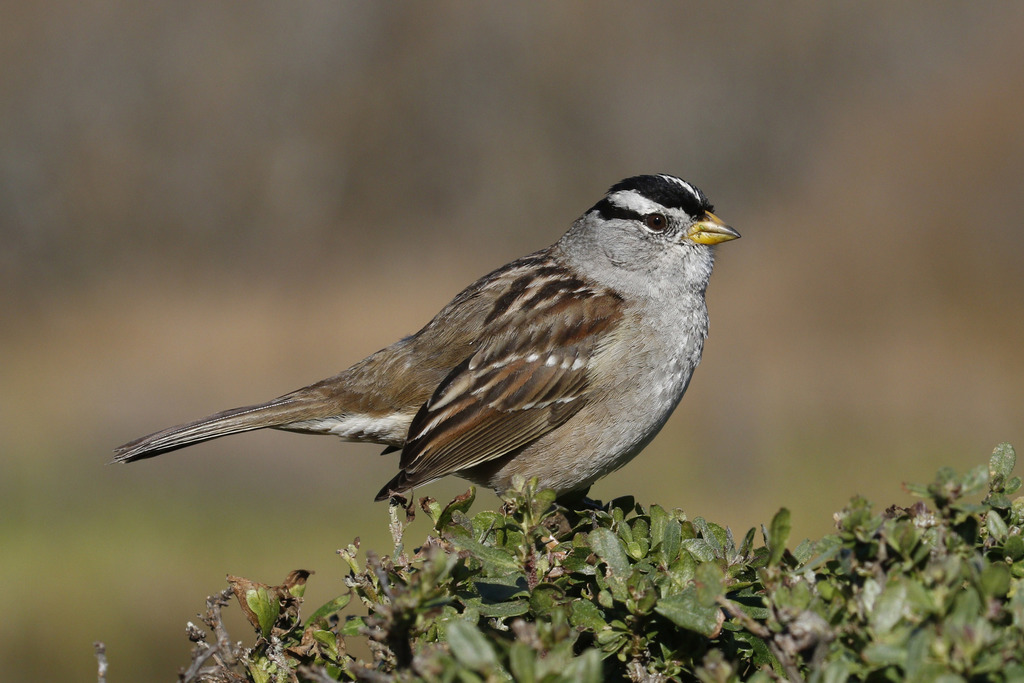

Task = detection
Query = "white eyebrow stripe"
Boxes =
[606,190,665,215]
[605,189,695,220]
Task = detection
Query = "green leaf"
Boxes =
[767,508,791,567]
[659,519,683,566]
[534,486,558,512]
[902,577,936,616]
[563,649,604,683]
[528,582,564,613]
[649,504,668,541]
[655,584,723,637]
[311,628,338,649]
[420,496,443,525]
[870,581,907,634]
[562,545,598,575]
[590,527,632,602]
[988,493,1012,510]
[625,539,646,560]
[904,482,931,498]
[693,517,725,555]
[1003,533,1024,562]
[961,464,990,497]
[452,534,521,573]
[627,573,658,615]
[680,538,718,563]
[732,631,781,673]
[435,488,477,531]
[462,596,529,619]
[989,443,1017,485]
[446,620,497,669]
[738,527,756,558]
[508,642,536,683]
[862,642,906,667]
[589,527,632,577]
[461,576,529,618]
[303,593,351,628]
[245,587,280,639]
[668,548,698,586]
[339,616,365,637]
[695,562,725,605]
[949,587,983,626]
[987,510,1009,541]
[570,599,608,631]
[246,656,273,683]
[792,538,814,564]
[617,518,635,545]
[980,562,1011,598]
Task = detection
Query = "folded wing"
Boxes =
[375,291,622,499]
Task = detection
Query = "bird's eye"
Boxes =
[642,213,667,232]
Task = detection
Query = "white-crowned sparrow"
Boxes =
[115,174,739,501]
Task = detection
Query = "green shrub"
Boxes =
[148,444,1024,682]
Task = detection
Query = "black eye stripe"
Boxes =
[590,200,671,235]
[591,198,642,222]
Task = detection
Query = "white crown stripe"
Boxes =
[657,174,700,202]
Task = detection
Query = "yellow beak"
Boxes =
[686,211,741,245]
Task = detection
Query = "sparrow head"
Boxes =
[559,174,740,295]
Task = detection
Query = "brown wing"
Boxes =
[375,291,622,499]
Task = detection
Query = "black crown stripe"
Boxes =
[605,175,712,216]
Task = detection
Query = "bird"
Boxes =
[114,174,739,502]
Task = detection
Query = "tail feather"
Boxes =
[113,398,315,463]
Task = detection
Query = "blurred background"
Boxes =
[3,2,1023,679]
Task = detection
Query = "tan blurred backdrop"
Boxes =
[2,2,1023,680]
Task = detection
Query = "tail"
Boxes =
[113,397,319,463]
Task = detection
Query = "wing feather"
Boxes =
[376,289,622,498]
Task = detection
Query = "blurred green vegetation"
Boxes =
[2,3,1023,681]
